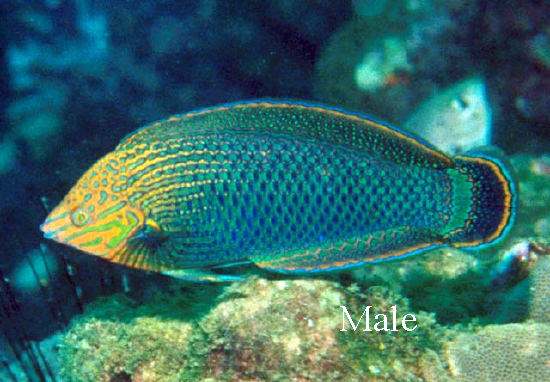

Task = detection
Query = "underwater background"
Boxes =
[1,0,550,380]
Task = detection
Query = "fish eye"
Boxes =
[452,96,470,110]
[70,208,90,227]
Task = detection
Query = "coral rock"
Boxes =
[446,323,550,382]
[529,256,550,323]
[58,278,450,381]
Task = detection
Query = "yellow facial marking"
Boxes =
[41,153,144,259]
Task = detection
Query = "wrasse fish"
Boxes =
[40,101,516,282]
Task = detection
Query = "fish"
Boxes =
[403,77,492,155]
[40,100,516,282]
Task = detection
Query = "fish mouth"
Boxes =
[40,211,71,241]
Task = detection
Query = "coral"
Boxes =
[418,249,480,280]
[351,248,490,325]
[58,277,451,381]
[61,318,203,382]
[418,349,454,382]
[529,256,550,323]
[58,294,208,382]
[200,278,348,380]
[201,279,448,380]
[446,323,550,381]
[336,285,451,380]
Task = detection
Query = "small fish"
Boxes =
[404,77,492,155]
[41,101,516,282]
[490,240,548,289]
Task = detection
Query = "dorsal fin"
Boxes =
[116,100,453,168]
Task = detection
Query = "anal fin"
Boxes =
[161,268,244,282]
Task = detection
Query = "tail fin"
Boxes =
[447,151,516,249]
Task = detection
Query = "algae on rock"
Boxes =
[58,294,208,382]
[58,278,454,381]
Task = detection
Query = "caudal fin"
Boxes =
[447,152,516,249]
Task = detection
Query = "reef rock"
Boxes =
[446,323,550,382]
[58,277,450,381]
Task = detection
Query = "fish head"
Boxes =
[443,78,491,150]
[40,153,145,260]
[450,78,488,120]
[405,77,492,155]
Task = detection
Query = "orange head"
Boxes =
[40,153,146,263]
